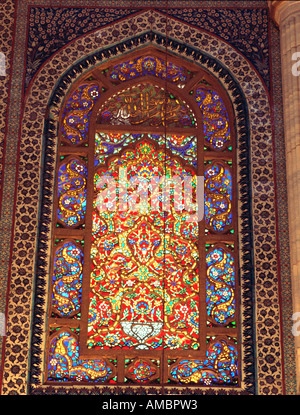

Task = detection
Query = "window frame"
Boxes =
[45,47,240,387]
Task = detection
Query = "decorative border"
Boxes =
[0,7,290,395]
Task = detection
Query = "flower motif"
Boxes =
[176,245,187,255]
[104,332,120,346]
[90,89,99,98]
[103,240,114,251]
[215,222,223,230]
[106,201,114,209]
[211,252,221,261]
[98,301,109,311]
[230,363,238,372]
[180,304,189,314]
[222,288,231,297]
[166,335,180,349]
[50,358,58,366]
[71,248,80,257]
[75,164,84,173]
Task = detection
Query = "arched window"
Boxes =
[46,48,239,387]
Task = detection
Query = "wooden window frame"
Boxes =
[45,47,240,386]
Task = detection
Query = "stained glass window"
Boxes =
[47,50,238,388]
[108,55,191,87]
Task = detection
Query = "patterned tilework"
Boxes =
[0,0,15,379]
[25,4,270,91]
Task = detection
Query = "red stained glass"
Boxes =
[88,141,200,350]
[126,358,159,383]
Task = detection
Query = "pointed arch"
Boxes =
[2,10,282,395]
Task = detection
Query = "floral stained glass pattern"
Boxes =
[48,330,115,382]
[95,132,197,168]
[51,242,83,316]
[88,140,200,350]
[205,161,232,232]
[169,337,238,385]
[61,84,100,145]
[125,358,160,383]
[97,83,196,127]
[57,157,87,227]
[206,246,235,325]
